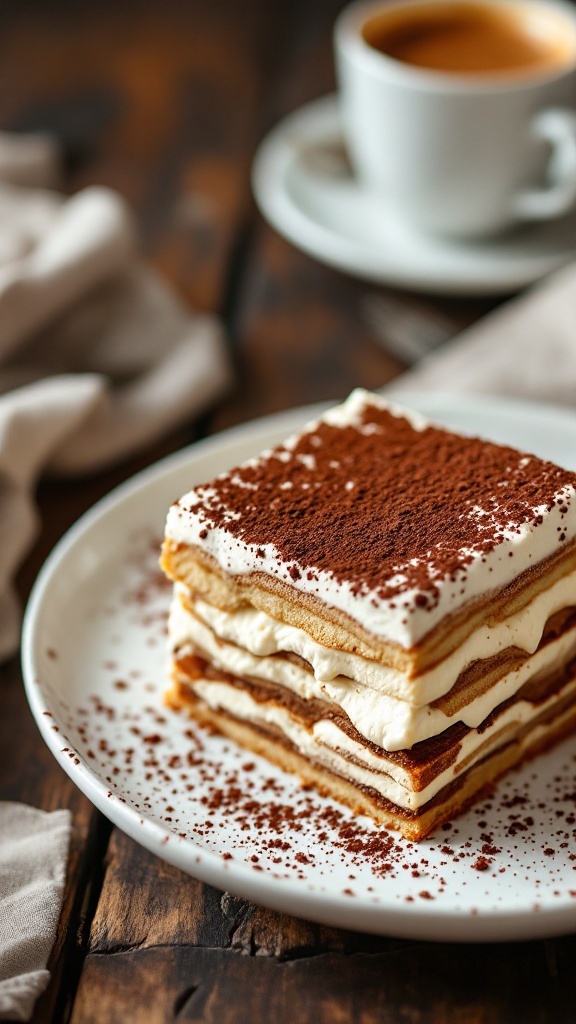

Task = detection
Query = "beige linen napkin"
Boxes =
[385,259,576,405]
[0,804,71,1022]
[0,142,232,664]
[0,131,59,190]
[0,131,232,1021]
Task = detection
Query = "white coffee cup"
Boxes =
[335,0,576,238]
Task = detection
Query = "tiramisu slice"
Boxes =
[160,389,576,840]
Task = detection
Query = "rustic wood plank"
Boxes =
[0,0,315,1018]
[1,0,567,1022]
[0,0,277,315]
[85,826,576,1023]
[209,209,413,437]
[210,0,405,430]
[71,938,576,1024]
[0,428,192,1023]
[88,829,413,958]
[0,1,273,1019]
[209,0,502,435]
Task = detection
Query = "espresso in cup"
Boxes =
[362,1,576,76]
[335,0,576,238]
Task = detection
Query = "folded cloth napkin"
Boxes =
[0,804,72,1022]
[0,132,231,1022]
[0,131,59,190]
[385,259,576,405]
[0,134,233,663]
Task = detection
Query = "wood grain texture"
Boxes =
[2,0,575,1022]
[88,830,412,958]
[0,0,264,1017]
[72,938,576,1024]
[0,431,191,1023]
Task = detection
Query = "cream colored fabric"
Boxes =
[0,130,59,190]
[0,137,232,663]
[0,804,71,1022]
[386,260,576,406]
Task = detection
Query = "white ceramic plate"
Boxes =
[22,394,576,943]
[252,95,576,296]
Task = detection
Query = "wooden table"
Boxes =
[1,1,575,1021]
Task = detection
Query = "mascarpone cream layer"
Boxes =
[169,593,576,751]
[164,390,576,649]
[176,568,576,705]
[189,672,576,811]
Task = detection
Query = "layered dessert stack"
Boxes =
[160,390,576,840]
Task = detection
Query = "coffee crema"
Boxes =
[362,0,576,76]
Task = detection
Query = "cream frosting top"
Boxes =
[164,389,576,648]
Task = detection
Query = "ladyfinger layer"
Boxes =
[168,587,576,751]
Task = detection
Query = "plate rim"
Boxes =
[21,393,576,943]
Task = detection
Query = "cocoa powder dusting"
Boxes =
[180,406,576,606]
[42,526,576,919]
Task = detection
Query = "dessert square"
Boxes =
[160,389,576,840]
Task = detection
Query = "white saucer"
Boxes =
[252,95,576,297]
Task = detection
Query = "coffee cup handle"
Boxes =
[514,109,576,221]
